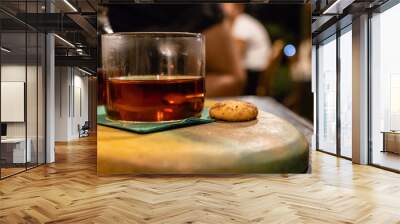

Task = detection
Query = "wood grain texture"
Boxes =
[97,109,309,174]
[0,136,400,223]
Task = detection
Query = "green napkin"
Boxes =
[97,106,214,134]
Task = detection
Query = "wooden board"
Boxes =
[97,107,309,174]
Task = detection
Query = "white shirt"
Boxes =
[232,14,271,71]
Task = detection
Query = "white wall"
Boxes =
[54,67,89,141]
[55,66,70,141]
[72,73,89,138]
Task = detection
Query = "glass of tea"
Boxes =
[101,32,205,122]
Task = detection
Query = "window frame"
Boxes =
[314,19,353,160]
[367,0,400,173]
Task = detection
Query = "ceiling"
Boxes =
[99,0,310,3]
[0,1,97,70]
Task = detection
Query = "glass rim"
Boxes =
[102,32,202,38]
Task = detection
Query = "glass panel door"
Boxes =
[370,3,400,171]
[27,29,38,169]
[38,32,46,165]
[317,35,337,154]
[0,1,46,179]
[1,30,28,177]
[339,27,352,158]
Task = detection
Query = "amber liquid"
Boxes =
[105,75,205,122]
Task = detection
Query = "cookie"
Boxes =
[209,100,258,121]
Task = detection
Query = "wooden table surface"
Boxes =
[97,96,311,174]
[215,96,313,143]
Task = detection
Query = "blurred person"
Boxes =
[104,4,245,97]
[223,3,272,95]
[256,39,285,97]
[289,38,311,82]
[284,38,313,121]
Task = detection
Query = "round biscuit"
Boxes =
[209,100,258,121]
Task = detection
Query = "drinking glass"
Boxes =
[102,32,205,122]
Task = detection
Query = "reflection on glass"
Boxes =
[371,3,400,171]
[38,33,46,165]
[339,28,352,158]
[27,31,38,169]
[1,31,27,177]
[317,36,337,154]
[0,1,46,179]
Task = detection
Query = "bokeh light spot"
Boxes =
[283,44,296,57]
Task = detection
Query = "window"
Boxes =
[317,35,337,154]
[339,27,352,158]
[370,2,400,171]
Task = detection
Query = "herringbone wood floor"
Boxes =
[1,136,400,224]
